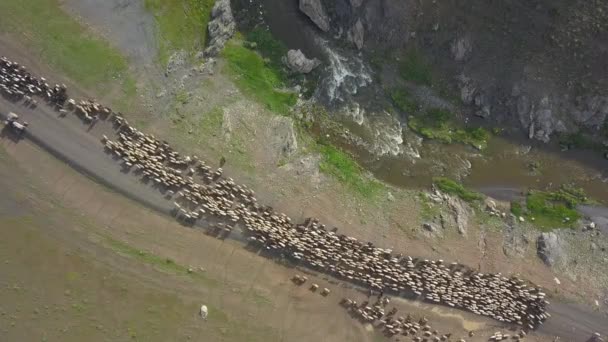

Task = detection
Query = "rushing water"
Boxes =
[234,0,608,208]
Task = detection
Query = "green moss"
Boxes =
[246,28,288,72]
[0,0,135,99]
[400,50,432,86]
[144,0,215,65]
[408,109,490,149]
[525,191,580,230]
[223,42,297,113]
[318,143,384,198]
[390,88,418,113]
[433,177,483,202]
[510,201,523,217]
[513,185,592,230]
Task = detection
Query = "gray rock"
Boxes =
[517,95,532,127]
[350,0,364,8]
[347,19,365,50]
[270,117,298,158]
[166,50,187,74]
[204,0,236,57]
[299,0,330,32]
[457,74,476,105]
[451,35,472,62]
[537,232,565,267]
[283,49,321,74]
[474,92,491,118]
[423,222,438,232]
[503,223,529,258]
[446,195,469,236]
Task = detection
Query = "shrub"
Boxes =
[433,177,483,202]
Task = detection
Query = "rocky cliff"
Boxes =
[304,0,608,144]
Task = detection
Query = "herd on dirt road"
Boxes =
[0,55,558,337]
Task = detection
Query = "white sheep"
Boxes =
[200,305,208,320]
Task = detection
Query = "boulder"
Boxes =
[347,19,365,50]
[446,195,469,236]
[451,35,472,62]
[204,0,236,57]
[457,74,476,105]
[350,0,364,8]
[283,49,321,74]
[299,0,331,32]
[422,222,438,232]
[537,232,565,267]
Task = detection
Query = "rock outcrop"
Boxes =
[299,0,330,32]
[451,35,472,62]
[204,0,235,57]
[347,19,365,50]
[283,49,321,74]
[349,0,364,8]
[537,232,565,267]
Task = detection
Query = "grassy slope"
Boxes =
[318,144,384,198]
[408,108,490,150]
[510,185,589,231]
[433,177,483,202]
[144,0,215,65]
[223,41,297,114]
[0,0,135,104]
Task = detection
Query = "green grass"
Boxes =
[144,0,215,65]
[318,143,385,198]
[0,0,135,100]
[511,185,592,230]
[246,28,288,72]
[223,42,297,113]
[433,177,483,202]
[510,201,523,217]
[525,191,581,230]
[408,109,490,149]
[400,49,433,86]
[390,87,418,113]
[418,192,441,220]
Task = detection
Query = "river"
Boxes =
[232,0,608,210]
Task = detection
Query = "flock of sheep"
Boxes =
[340,295,529,342]
[0,56,67,108]
[1,55,550,332]
[101,100,549,331]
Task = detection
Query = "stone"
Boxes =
[451,35,472,62]
[166,50,187,74]
[484,198,497,212]
[283,49,321,74]
[457,74,476,105]
[350,0,364,8]
[422,222,438,232]
[204,0,236,57]
[347,19,365,50]
[387,192,395,201]
[299,0,331,32]
[518,216,525,223]
[537,232,565,267]
[446,195,469,236]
